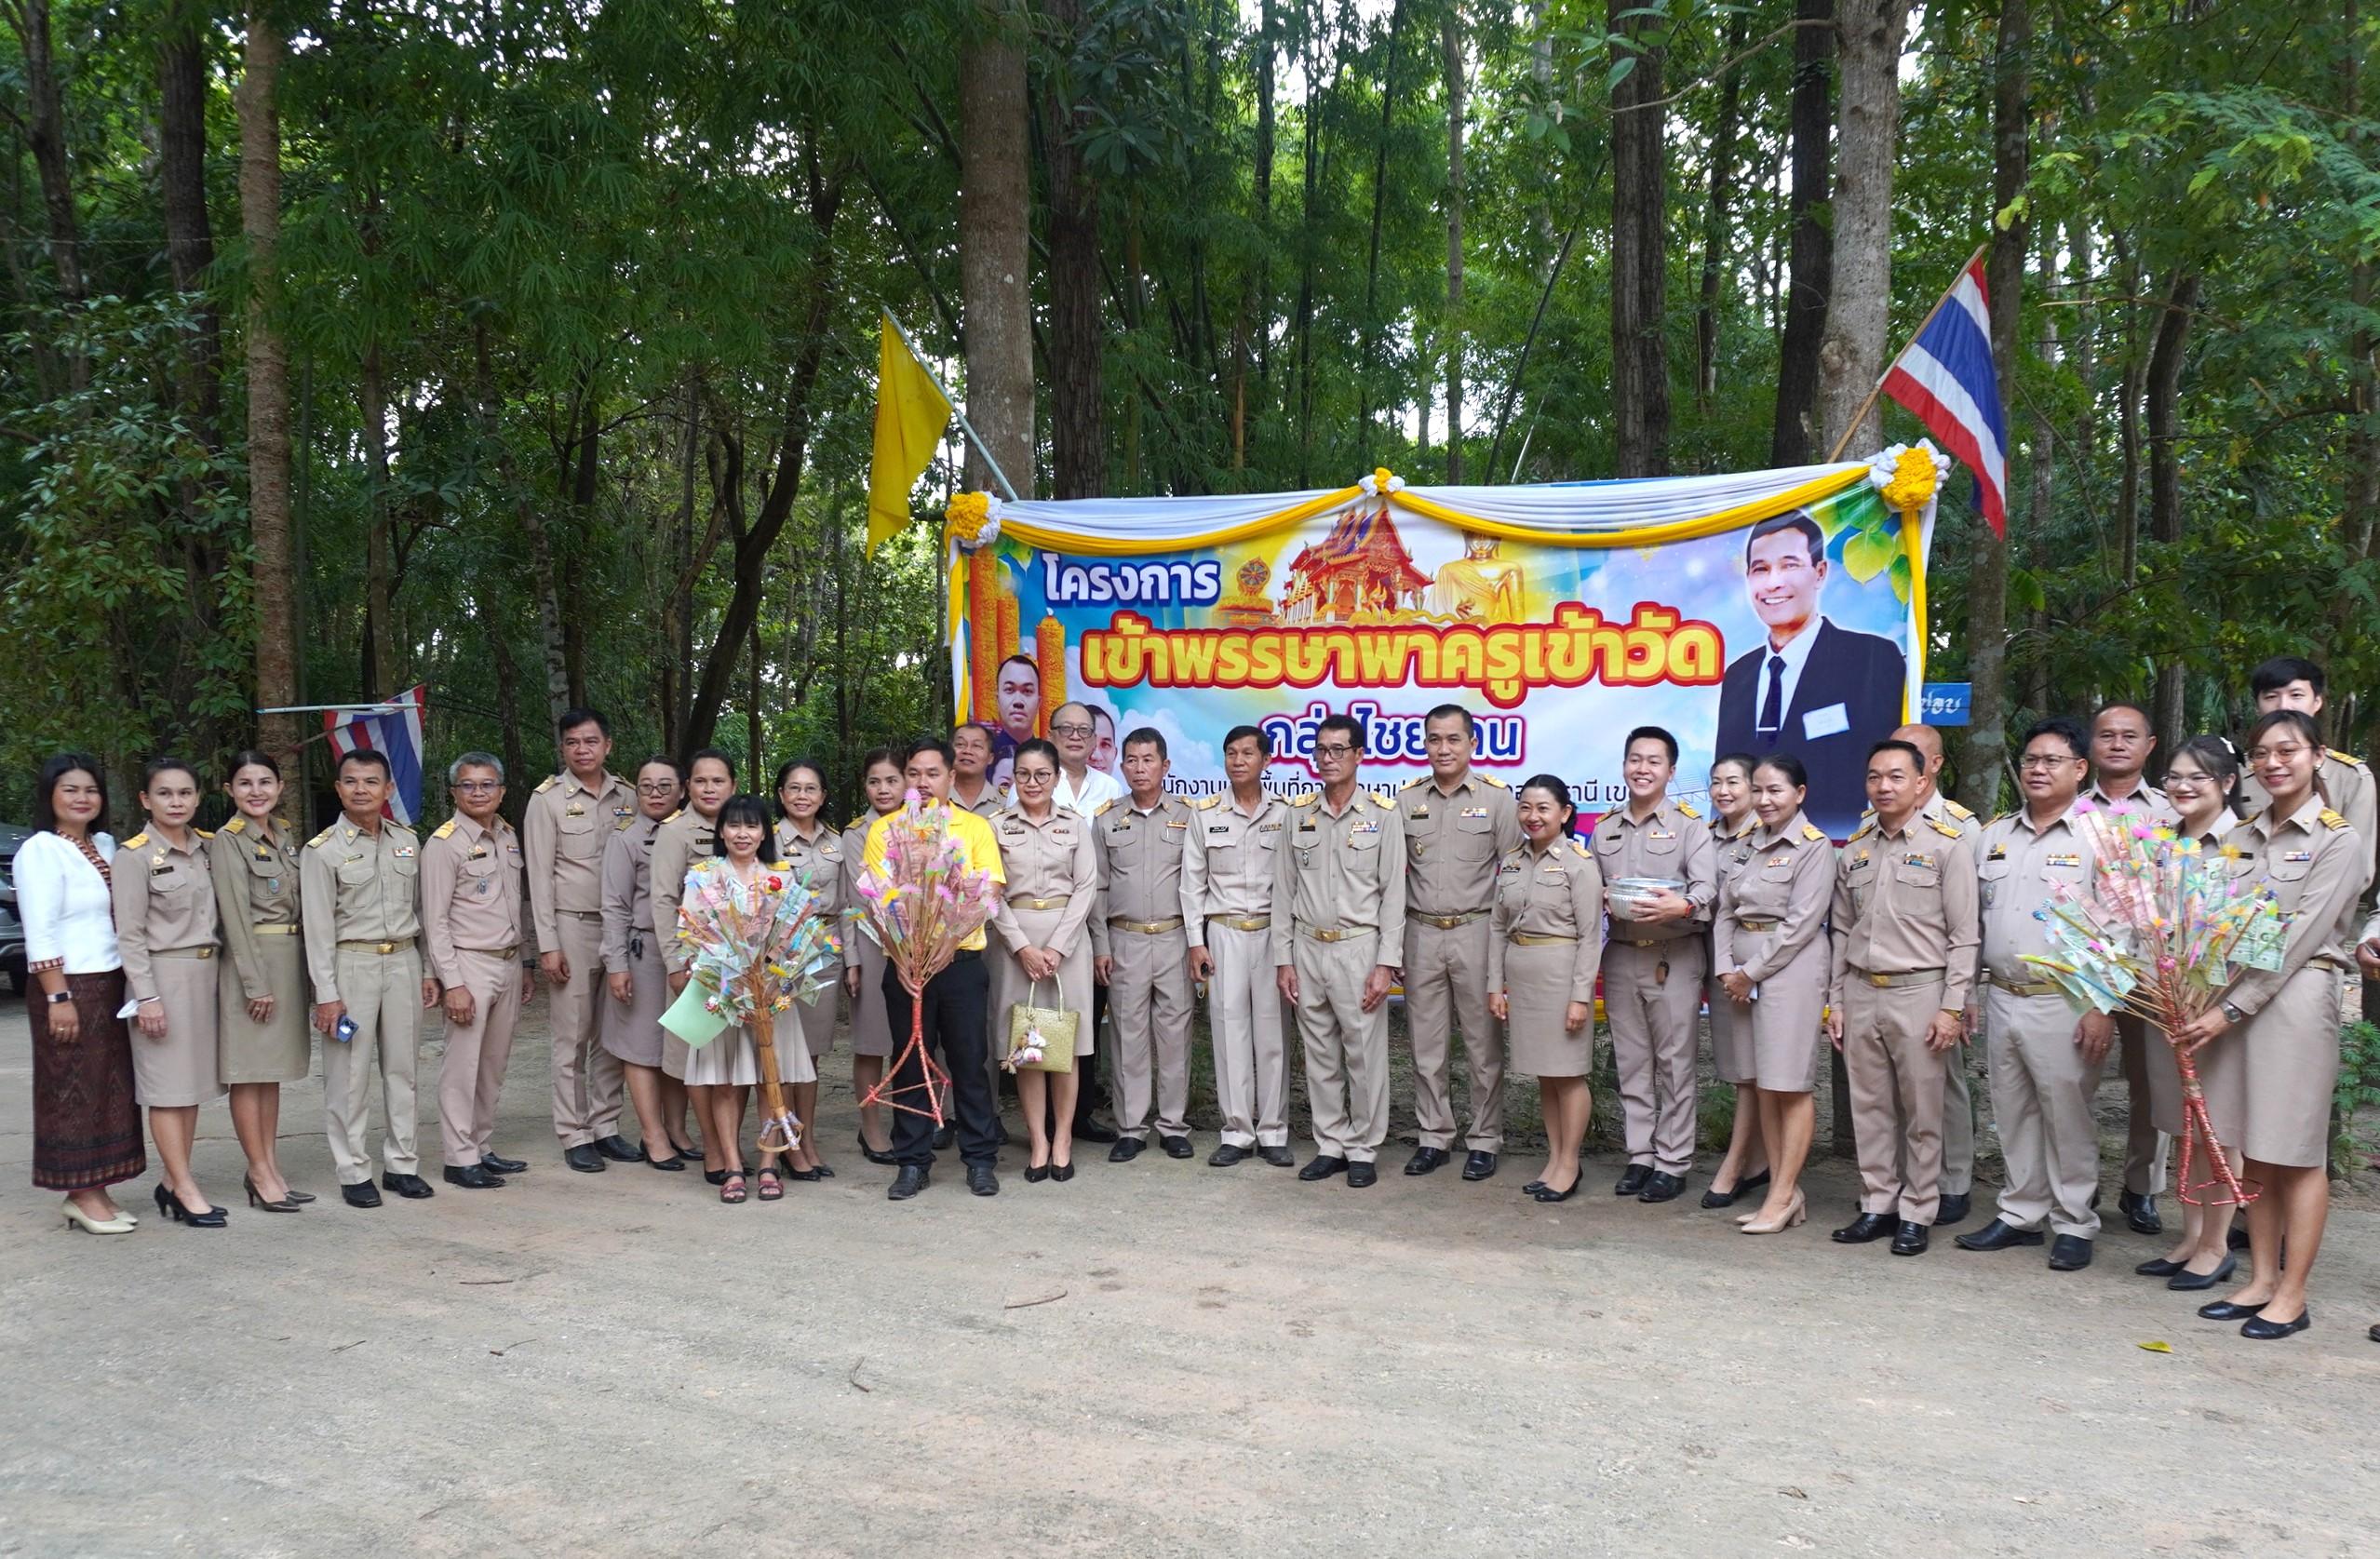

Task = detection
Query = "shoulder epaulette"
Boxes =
[1675,801,1701,820]
[221,816,247,836]
[195,827,214,840]
[663,808,683,823]
[1990,811,2016,827]
[1480,774,1508,787]
[431,819,457,840]
[122,831,149,850]
[1943,799,1975,820]
[1847,820,1876,843]
[2320,808,2349,830]
[1569,838,1592,858]
[534,774,558,793]
[1094,800,1114,816]
[1927,816,1964,839]
[2330,748,2366,769]
[767,858,791,871]
[846,813,869,831]
[307,827,336,849]
[1288,792,1317,807]
[1194,794,1219,810]
[1801,823,1825,843]
[1400,774,1430,790]
[1370,792,1396,810]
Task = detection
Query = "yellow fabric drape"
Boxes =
[867,315,953,556]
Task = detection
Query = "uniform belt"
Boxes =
[1299,925,1373,944]
[1986,970,2060,997]
[152,946,215,960]
[1735,918,1780,933]
[560,907,602,921]
[460,944,522,960]
[1411,909,1487,930]
[1509,933,1579,947]
[2307,954,2349,974]
[1208,914,1271,933]
[1015,895,1072,912]
[251,922,300,935]
[1108,916,1185,935]
[1853,966,1945,989]
[338,940,410,955]
[1614,935,1679,948]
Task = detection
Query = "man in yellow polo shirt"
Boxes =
[866,735,1007,1201]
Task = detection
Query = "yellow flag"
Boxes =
[867,315,952,556]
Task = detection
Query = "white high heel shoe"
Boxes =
[62,1200,136,1235]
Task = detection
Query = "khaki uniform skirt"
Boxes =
[134,952,227,1108]
[1731,925,1828,1094]
[1505,940,1592,1078]
[216,931,312,1084]
[601,923,668,1068]
[993,903,1094,1060]
[2198,963,2342,1169]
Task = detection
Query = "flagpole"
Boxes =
[883,311,1020,504]
[1824,244,1993,464]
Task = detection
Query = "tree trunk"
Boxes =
[473,322,572,737]
[1253,0,1276,392]
[1815,0,1908,461]
[1042,0,1104,501]
[358,341,398,699]
[1442,7,1465,484]
[1354,0,1408,464]
[1607,0,1671,477]
[2112,233,2144,584]
[1694,11,1750,415]
[236,10,298,764]
[1293,0,1323,486]
[7,0,87,385]
[157,7,222,441]
[484,601,526,817]
[1770,0,1834,465]
[959,6,1036,500]
[2145,268,2198,750]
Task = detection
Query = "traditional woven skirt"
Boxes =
[31,970,147,1189]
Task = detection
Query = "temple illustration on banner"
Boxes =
[1277,497,1434,625]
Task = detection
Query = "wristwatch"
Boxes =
[46,990,72,1005]
[2220,1001,2246,1025]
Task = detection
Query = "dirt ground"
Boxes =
[6,995,2379,1559]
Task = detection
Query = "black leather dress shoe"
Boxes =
[1257,1145,1296,1168]
[1462,1150,1499,1181]
[645,1153,688,1172]
[1889,1220,1930,1256]
[2048,1234,2093,1270]
[594,1135,647,1163]
[888,1165,930,1201]
[1109,1136,1144,1163]
[2367,1321,2379,1345]
[1405,1147,1451,1176]
[442,1165,505,1189]
[2118,1189,2161,1235]
[1298,1154,1349,1182]
[342,1181,383,1209]
[382,1173,435,1199]
[1209,1144,1249,1167]
[1934,1192,1971,1227]
[1073,1119,1122,1145]
[2197,1298,2266,1321]
[1160,1135,1194,1160]
[966,1163,1000,1197]
[857,1133,897,1166]
[931,1126,955,1150]
[1955,1218,2046,1252]
[1833,1212,1896,1244]
[481,1153,528,1176]
[563,1145,605,1173]
[2167,1255,2236,1292]
[1346,1161,1378,1189]
[2240,1308,2311,1340]
[2135,1256,2185,1277]
[1613,1163,1653,1197]
[1637,1171,1687,1203]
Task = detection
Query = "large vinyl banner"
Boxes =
[947,454,1943,838]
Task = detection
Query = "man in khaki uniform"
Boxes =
[1093,728,1198,1161]
[1827,738,1980,1256]
[1184,725,1296,1167]
[1273,713,1406,1188]
[1397,705,1522,1181]
[523,706,642,1172]
[423,754,539,1189]
[1887,721,1981,1225]
[2086,701,2176,1232]
[1591,725,1716,1203]
[950,721,1007,817]
[2240,657,2377,847]
[303,748,441,1209]
[1955,718,2114,1270]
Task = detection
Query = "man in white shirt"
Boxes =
[1049,702,1125,816]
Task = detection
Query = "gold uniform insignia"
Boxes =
[1801,823,1825,843]
[534,774,558,793]
[1926,817,1964,839]
[2319,809,2348,830]
[1676,801,1702,820]
[432,819,457,840]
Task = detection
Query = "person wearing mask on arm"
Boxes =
[209,750,315,1211]
[1183,726,1296,1168]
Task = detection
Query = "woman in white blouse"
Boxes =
[18,754,148,1233]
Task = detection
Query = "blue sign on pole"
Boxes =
[1920,683,1973,726]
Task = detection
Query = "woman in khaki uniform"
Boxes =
[773,758,843,1180]
[209,750,313,1212]
[112,759,228,1227]
[2176,710,2365,1339]
[845,747,908,1162]
[1487,775,1604,1203]
[1712,754,1834,1235]
[990,739,1098,1180]
[602,756,688,1167]
[1702,753,1768,1207]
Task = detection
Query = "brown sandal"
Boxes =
[719,1173,747,1204]
[755,1167,784,1202]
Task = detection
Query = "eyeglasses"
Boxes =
[2248,745,2310,764]
[2016,755,2078,771]
[637,782,680,796]
[1312,743,1356,759]
[1050,723,1093,738]
[452,780,502,793]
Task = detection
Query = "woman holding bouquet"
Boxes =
[681,795,818,1204]
[2175,711,2366,1338]
[845,747,908,1161]
[772,759,841,1181]
[990,739,1098,1182]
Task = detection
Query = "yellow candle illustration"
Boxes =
[1036,612,1068,733]
[969,549,1002,711]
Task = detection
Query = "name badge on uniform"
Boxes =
[1164,819,1186,831]
[1208,825,1231,835]
[1351,820,1378,835]
[150,863,173,876]
[1408,805,1430,818]
[1904,853,1935,870]
[255,846,275,861]
[2283,850,2313,863]
[469,847,489,860]
[1986,844,2006,861]
[1460,806,1488,819]
[566,804,585,817]
[1259,822,1283,833]
[2046,853,2081,867]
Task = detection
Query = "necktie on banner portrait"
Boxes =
[324,684,427,826]
[1879,252,2010,537]
[867,313,954,557]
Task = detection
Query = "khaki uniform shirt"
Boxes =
[601,813,664,974]
[841,813,893,969]
[523,770,634,951]
[1181,790,1290,946]
[208,815,301,1004]
[1486,840,1606,1002]
[2219,796,2365,1017]
[112,827,219,1004]
[1270,789,1408,965]
[1092,793,1195,959]
[301,817,426,1002]
[2239,750,2374,877]
[1589,797,1716,944]
[1828,813,1980,1012]
[421,812,528,986]
[1397,772,1522,920]
[991,806,1099,958]
[649,809,719,973]
[2084,778,2176,827]
[774,819,847,926]
[1712,813,1835,983]
[949,779,1008,820]
[1974,806,2100,988]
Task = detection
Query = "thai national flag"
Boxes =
[1881,255,2010,537]
[325,684,427,826]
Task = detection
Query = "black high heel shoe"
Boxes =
[1025,1163,1051,1184]
[156,1184,228,1228]
[1532,1178,1580,1203]
[244,1176,302,1213]
[1051,1161,1076,1182]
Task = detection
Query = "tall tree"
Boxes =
[1694,11,1749,415]
[1042,0,1104,501]
[1442,4,1465,484]
[959,3,1036,500]
[1815,0,1908,458]
[2144,267,2198,750]
[1608,0,1671,476]
[157,4,222,439]
[237,7,298,763]
[1770,0,1833,464]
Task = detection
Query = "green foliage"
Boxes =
[2333,1019,2380,1181]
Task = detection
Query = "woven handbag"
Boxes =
[1004,976,1079,1074]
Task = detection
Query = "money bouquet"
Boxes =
[663,859,841,1153]
[850,790,1004,1123]
[2020,800,2286,1207]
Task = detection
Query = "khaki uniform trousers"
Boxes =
[1292,930,1391,1163]
[1983,987,2105,1238]
[1107,924,1194,1139]
[548,911,625,1147]
[1603,939,1706,1175]
[1403,917,1505,1153]
[1937,1054,1977,1196]
[2115,1014,2171,1194]
[324,945,424,1186]
[437,947,524,1169]
[1841,976,1951,1224]
[1208,921,1290,1148]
